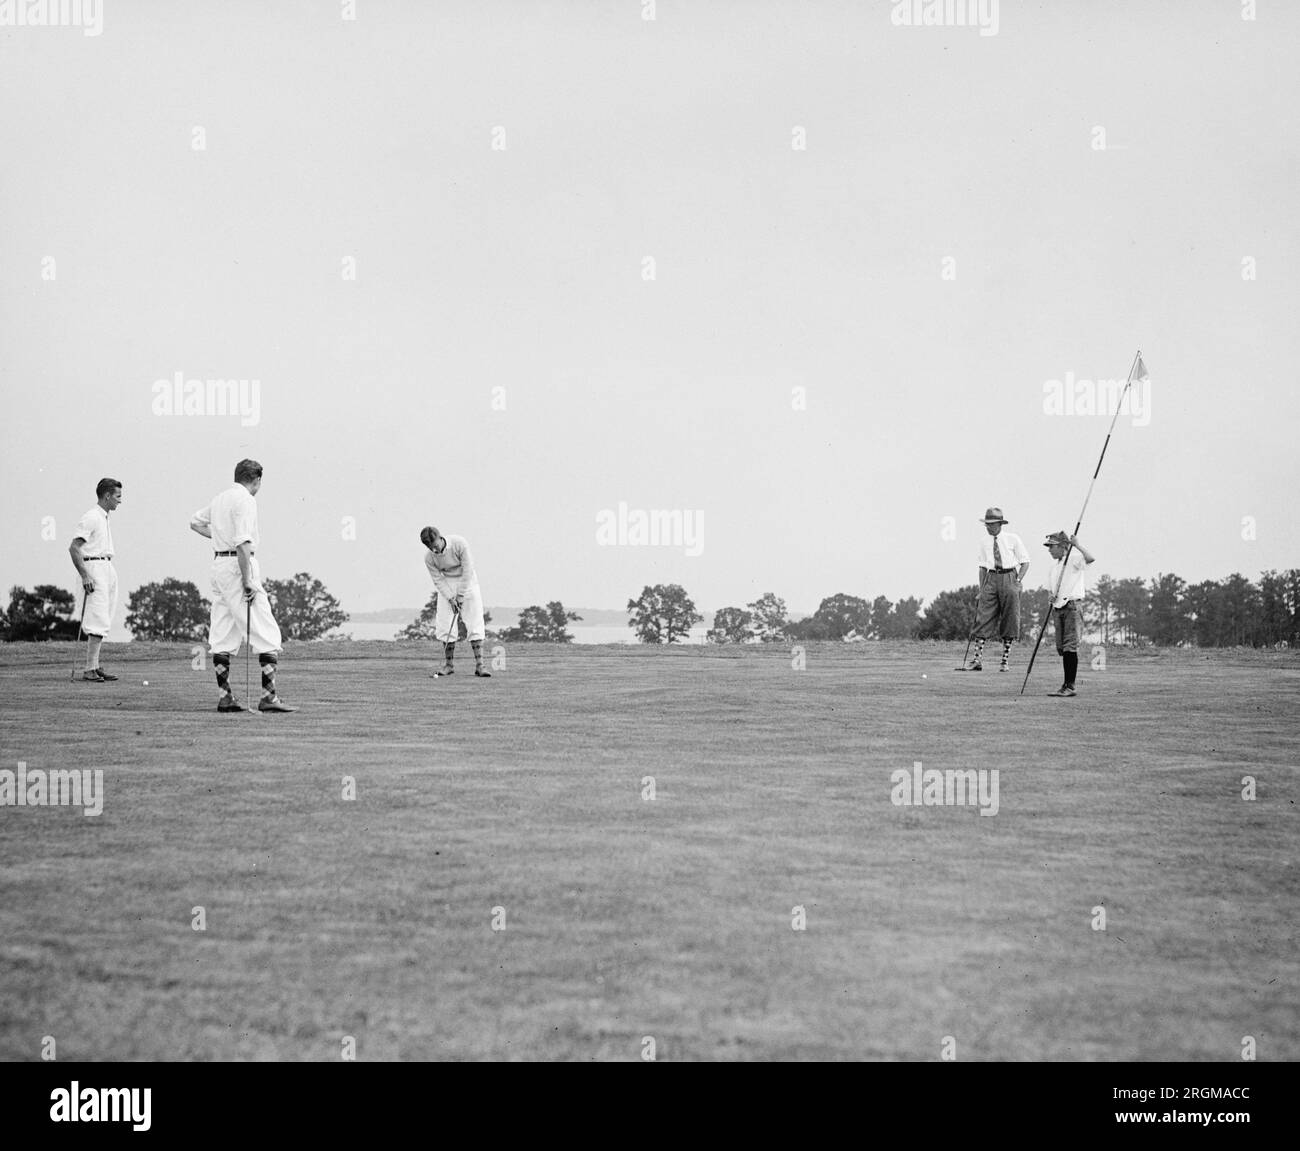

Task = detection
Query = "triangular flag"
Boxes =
[1134,354,1149,382]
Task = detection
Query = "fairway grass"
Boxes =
[1,641,1296,1061]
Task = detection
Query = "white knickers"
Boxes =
[80,561,118,637]
[434,583,485,643]
[208,555,283,655]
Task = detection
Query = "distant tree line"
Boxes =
[696,570,1300,648]
[6,570,1297,649]
[2,573,349,642]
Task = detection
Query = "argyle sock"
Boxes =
[471,639,483,669]
[1000,638,1013,667]
[214,652,232,696]
[1063,652,1078,688]
[444,642,455,667]
[971,638,985,664]
[259,652,277,699]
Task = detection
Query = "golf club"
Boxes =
[431,597,464,677]
[70,590,89,682]
[953,577,987,670]
[243,594,261,715]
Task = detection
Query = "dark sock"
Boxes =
[444,642,455,666]
[471,639,483,667]
[259,653,277,698]
[1063,652,1078,686]
[214,652,231,695]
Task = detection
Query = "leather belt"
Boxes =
[213,550,252,557]
[83,556,112,561]
[992,567,1017,573]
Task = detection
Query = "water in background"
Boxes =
[343,621,709,644]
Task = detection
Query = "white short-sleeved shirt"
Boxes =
[192,485,260,552]
[1049,550,1089,607]
[424,534,478,595]
[74,505,114,557]
[976,530,1029,570]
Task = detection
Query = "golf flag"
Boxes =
[1134,354,1149,384]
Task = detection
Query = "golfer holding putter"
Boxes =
[421,526,490,678]
[190,459,295,713]
[966,507,1030,671]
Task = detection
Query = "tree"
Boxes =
[627,584,702,644]
[811,593,872,639]
[397,592,492,640]
[747,592,788,642]
[1185,579,1224,647]
[1217,573,1262,647]
[264,572,349,640]
[499,602,580,642]
[785,616,836,640]
[1112,577,1150,644]
[916,585,980,641]
[1258,569,1300,648]
[3,585,80,641]
[1086,573,1117,645]
[869,595,922,639]
[709,606,754,644]
[1147,573,1190,646]
[889,595,923,639]
[125,578,210,641]
[869,595,893,639]
[1020,587,1053,643]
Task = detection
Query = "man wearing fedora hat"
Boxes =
[966,507,1030,671]
[1043,531,1096,697]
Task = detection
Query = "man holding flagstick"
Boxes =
[1021,351,1148,694]
[1042,531,1095,697]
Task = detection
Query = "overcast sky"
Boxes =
[2,1,1296,633]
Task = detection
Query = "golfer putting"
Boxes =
[421,526,490,678]
[189,459,296,713]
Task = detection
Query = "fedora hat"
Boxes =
[980,507,1009,524]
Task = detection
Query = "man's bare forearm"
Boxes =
[237,542,255,592]
[68,539,91,586]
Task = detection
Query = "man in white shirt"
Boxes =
[68,477,123,682]
[420,526,490,678]
[1044,530,1095,698]
[190,459,295,712]
[966,507,1031,672]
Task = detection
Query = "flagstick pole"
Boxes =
[1019,350,1143,695]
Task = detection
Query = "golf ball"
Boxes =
[921,674,927,679]
[142,680,149,685]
